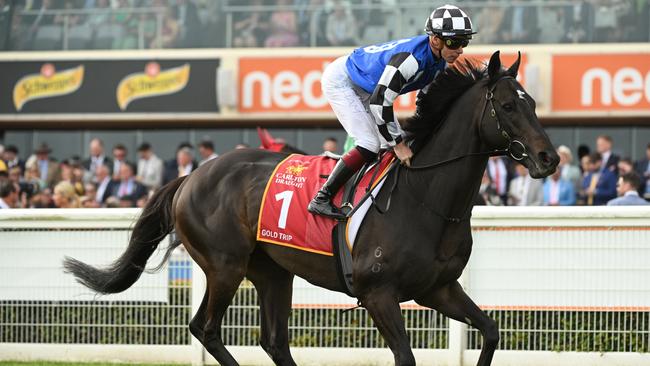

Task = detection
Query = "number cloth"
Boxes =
[257,153,395,256]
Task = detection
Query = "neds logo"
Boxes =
[238,56,419,113]
[581,67,650,106]
[242,66,328,110]
[552,54,650,111]
[239,57,333,112]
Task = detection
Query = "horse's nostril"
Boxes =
[538,151,553,166]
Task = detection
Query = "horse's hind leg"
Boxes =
[415,281,499,366]
[189,290,208,341]
[247,249,297,366]
[179,228,249,366]
[185,256,247,366]
[361,291,415,366]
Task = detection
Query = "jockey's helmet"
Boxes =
[424,4,476,39]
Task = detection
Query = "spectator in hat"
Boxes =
[31,143,61,189]
[136,142,163,190]
[2,145,25,172]
[607,172,649,206]
[198,140,218,166]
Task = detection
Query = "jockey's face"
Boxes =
[430,36,465,64]
[440,39,464,64]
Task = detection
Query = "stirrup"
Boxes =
[308,199,346,219]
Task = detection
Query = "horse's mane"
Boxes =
[404,60,489,140]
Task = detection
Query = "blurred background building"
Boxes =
[1,0,649,208]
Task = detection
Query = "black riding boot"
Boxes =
[308,159,359,219]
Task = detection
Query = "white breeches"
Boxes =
[321,55,390,153]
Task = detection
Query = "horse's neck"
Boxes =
[408,87,489,216]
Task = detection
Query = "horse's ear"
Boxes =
[487,51,501,81]
[506,51,521,78]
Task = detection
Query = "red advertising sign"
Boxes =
[238,53,528,114]
[552,54,650,111]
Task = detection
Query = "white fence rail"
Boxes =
[1,207,649,366]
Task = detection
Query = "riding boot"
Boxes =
[308,159,358,219]
[308,147,373,219]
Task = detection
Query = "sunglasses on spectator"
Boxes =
[443,37,469,50]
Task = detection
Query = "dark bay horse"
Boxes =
[64,51,559,366]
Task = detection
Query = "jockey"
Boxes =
[308,4,476,219]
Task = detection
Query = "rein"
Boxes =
[372,76,529,222]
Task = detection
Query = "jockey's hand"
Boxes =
[394,141,413,167]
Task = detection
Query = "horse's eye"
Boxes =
[503,103,513,112]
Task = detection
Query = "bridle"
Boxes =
[406,75,529,171]
[479,76,529,162]
[372,75,533,222]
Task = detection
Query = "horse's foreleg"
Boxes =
[248,249,297,366]
[416,281,499,366]
[362,291,415,366]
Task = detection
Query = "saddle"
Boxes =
[256,152,398,297]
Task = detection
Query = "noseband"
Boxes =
[479,76,529,161]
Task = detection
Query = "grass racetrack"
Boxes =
[0,363,189,366]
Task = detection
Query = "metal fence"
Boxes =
[1,207,649,366]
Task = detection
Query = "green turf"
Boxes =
[0,363,189,366]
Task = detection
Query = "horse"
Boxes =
[63,51,559,366]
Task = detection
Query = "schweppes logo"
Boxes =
[13,63,84,111]
[116,62,190,110]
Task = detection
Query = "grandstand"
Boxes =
[1,0,650,365]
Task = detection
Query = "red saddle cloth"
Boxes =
[257,153,395,256]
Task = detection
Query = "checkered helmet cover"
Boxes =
[424,4,475,38]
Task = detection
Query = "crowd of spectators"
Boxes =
[478,135,650,207]
[0,137,223,209]
[2,134,649,210]
[1,0,648,51]
[2,0,221,50]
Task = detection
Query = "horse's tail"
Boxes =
[63,176,187,294]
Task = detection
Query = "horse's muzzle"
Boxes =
[528,149,560,178]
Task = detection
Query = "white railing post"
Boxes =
[191,257,206,366]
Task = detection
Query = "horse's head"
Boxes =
[479,51,559,178]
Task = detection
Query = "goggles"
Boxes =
[443,37,470,50]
